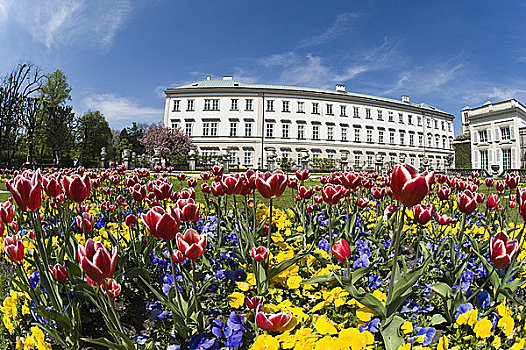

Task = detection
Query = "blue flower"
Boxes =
[455,303,473,320]
[224,269,247,282]
[318,239,330,252]
[477,290,490,308]
[227,311,245,332]
[353,254,370,269]
[166,345,180,350]
[462,269,474,282]
[355,238,369,250]
[225,330,244,348]
[368,275,381,289]
[132,334,148,345]
[29,272,40,289]
[411,327,436,346]
[211,320,232,338]
[359,318,380,333]
[189,334,219,350]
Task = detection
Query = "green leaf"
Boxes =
[430,313,447,326]
[301,273,336,285]
[380,315,405,350]
[82,337,127,350]
[263,249,312,283]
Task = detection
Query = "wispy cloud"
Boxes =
[81,93,163,130]
[298,12,359,48]
[0,0,132,49]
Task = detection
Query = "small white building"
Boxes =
[163,76,455,170]
[463,99,526,172]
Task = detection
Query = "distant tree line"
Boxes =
[0,61,194,168]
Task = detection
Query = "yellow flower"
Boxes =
[498,314,514,337]
[510,338,526,350]
[437,336,448,350]
[314,336,340,350]
[372,289,386,305]
[456,309,478,326]
[496,301,511,317]
[397,344,411,350]
[315,315,338,335]
[251,335,280,350]
[287,275,302,289]
[473,317,492,339]
[227,292,245,308]
[492,335,501,348]
[356,307,374,322]
[401,321,413,334]
[339,328,373,350]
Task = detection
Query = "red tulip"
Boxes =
[322,184,343,205]
[200,172,211,181]
[130,184,147,202]
[372,187,386,200]
[435,212,454,225]
[187,178,197,188]
[172,249,185,263]
[63,175,91,203]
[251,246,269,262]
[0,222,4,237]
[153,183,173,201]
[340,172,361,189]
[314,196,323,203]
[256,310,293,332]
[42,175,63,198]
[222,175,243,195]
[306,204,315,212]
[177,199,200,223]
[510,200,517,209]
[496,181,506,193]
[255,171,288,199]
[506,174,518,190]
[0,201,15,224]
[475,193,486,204]
[211,182,225,197]
[458,190,477,215]
[125,214,137,227]
[141,206,181,240]
[176,229,207,260]
[490,231,518,269]
[332,238,351,263]
[76,212,94,233]
[298,186,315,199]
[245,295,263,309]
[487,194,500,210]
[295,169,310,182]
[78,239,118,282]
[100,278,121,298]
[201,183,211,194]
[437,186,451,201]
[49,263,68,284]
[3,234,24,262]
[7,171,42,212]
[413,204,433,225]
[390,164,433,207]
[177,173,186,182]
[485,178,494,187]
[357,197,369,209]
[211,165,224,178]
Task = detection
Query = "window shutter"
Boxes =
[494,128,500,142]
[487,129,492,142]
[510,127,516,140]
[512,148,517,168]
[489,149,493,164]
[473,150,480,168]
[473,131,478,144]
[496,149,502,163]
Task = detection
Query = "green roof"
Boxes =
[168,79,452,115]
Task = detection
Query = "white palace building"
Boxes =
[163,76,455,170]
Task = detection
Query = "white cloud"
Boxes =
[81,93,163,130]
[298,12,359,48]
[0,0,131,49]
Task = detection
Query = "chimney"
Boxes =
[206,75,211,81]
[401,95,410,103]
[335,84,346,92]
[223,76,233,80]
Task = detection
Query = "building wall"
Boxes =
[164,83,455,170]
[466,100,526,172]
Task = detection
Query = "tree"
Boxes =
[0,62,43,165]
[77,111,113,166]
[19,97,44,164]
[39,69,75,164]
[453,132,471,169]
[139,123,194,157]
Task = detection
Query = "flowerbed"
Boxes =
[0,165,525,349]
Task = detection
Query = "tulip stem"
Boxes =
[168,241,183,311]
[266,198,273,263]
[387,206,406,303]
[328,205,333,258]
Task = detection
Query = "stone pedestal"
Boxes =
[189,156,196,171]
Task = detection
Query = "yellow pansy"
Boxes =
[315,315,338,335]
[287,275,302,289]
[498,314,514,337]
[401,321,413,334]
[510,338,526,350]
[492,335,501,348]
[251,334,280,350]
[356,307,375,322]
[473,317,492,338]
[437,336,448,350]
[397,344,411,350]
[456,309,478,326]
[227,292,245,308]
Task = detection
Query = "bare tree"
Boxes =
[0,62,43,165]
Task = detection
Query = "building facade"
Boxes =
[163,76,455,170]
[463,99,526,173]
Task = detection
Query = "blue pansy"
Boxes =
[211,320,232,338]
[359,318,380,333]
[455,303,473,320]
[227,311,245,332]
[353,254,370,269]
[132,334,148,345]
[318,239,330,252]
[410,327,436,346]
[368,275,381,289]
[477,290,490,308]
[189,334,219,350]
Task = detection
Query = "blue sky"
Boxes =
[1,0,525,134]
